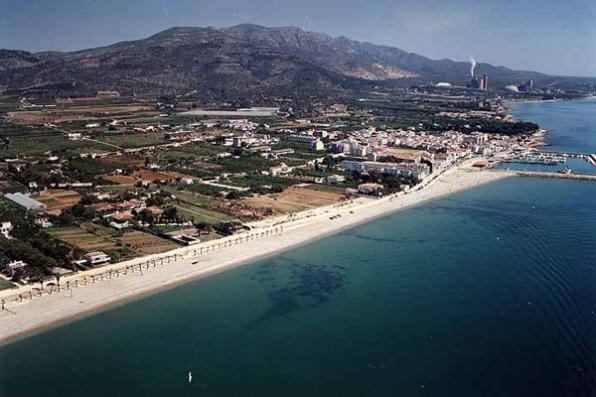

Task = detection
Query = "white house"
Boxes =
[358,183,384,195]
[310,139,325,151]
[3,260,27,277]
[65,133,82,140]
[178,177,194,185]
[326,175,345,185]
[1,222,13,239]
[83,251,112,266]
[269,163,293,177]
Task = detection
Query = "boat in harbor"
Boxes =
[557,167,572,175]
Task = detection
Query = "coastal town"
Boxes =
[0,91,548,290]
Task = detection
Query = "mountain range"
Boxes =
[0,24,593,100]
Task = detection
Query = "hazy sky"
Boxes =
[1,0,595,77]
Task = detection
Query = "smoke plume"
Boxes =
[469,57,477,77]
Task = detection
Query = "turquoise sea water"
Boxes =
[0,101,595,397]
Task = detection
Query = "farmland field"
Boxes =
[119,231,178,255]
[301,184,348,194]
[243,185,343,213]
[101,175,137,185]
[175,203,234,225]
[164,188,216,207]
[5,104,154,124]
[47,224,177,258]
[228,175,300,189]
[163,187,235,225]
[0,134,108,158]
[47,226,115,251]
[37,190,82,211]
[100,155,146,168]
[174,143,229,157]
[96,132,165,148]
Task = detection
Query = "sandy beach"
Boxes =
[0,161,514,344]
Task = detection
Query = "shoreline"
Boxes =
[0,162,514,346]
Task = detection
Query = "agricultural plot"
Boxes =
[0,100,18,113]
[48,224,178,258]
[301,184,349,194]
[5,104,154,124]
[0,134,108,158]
[175,203,234,225]
[175,143,230,157]
[47,226,116,251]
[212,156,274,173]
[96,132,165,148]
[157,150,198,163]
[96,185,137,194]
[101,175,137,185]
[37,190,82,211]
[165,188,215,207]
[191,161,223,170]
[164,187,235,225]
[56,104,152,115]
[118,231,178,255]
[228,175,300,189]
[243,185,343,213]
[100,155,146,168]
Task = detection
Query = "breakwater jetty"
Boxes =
[515,171,596,181]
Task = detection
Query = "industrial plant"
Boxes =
[468,57,488,91]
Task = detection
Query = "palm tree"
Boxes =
[54,273,62,290]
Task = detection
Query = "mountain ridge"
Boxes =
[0,24,592,99]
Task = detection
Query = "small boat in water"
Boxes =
[188,372,192,383]
[558,167,572,175]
